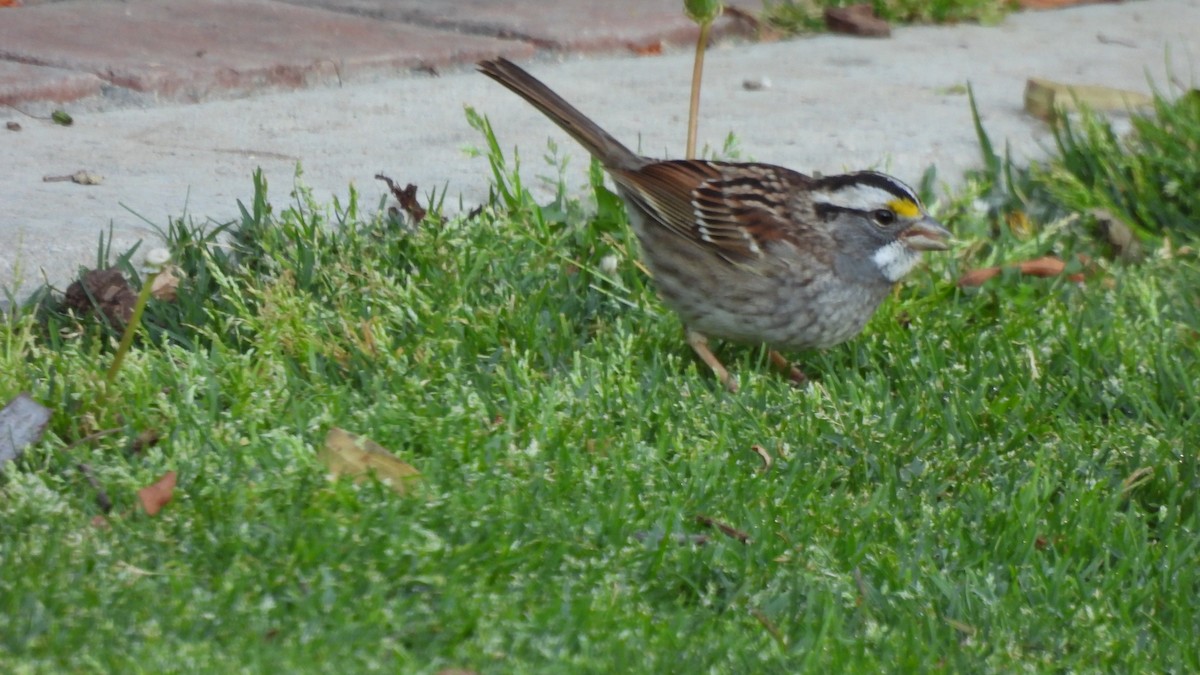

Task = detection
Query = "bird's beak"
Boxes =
[902,218,952,251]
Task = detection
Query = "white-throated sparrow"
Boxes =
[478,58,951,391]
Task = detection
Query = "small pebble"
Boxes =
[5,121,20,132]
[742,76,772,91]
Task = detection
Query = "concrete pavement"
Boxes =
[1,0,1197,302]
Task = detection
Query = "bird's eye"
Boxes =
[872,209,896,225]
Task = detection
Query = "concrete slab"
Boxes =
[0,0,534,103]
[282,0,759,52]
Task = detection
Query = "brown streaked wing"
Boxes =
[691,163,808,262]
[615,160,723,243]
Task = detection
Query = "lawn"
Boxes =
[1,95,1198,672]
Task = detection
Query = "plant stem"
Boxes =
[686,20,713,159]
[105,271,159,384]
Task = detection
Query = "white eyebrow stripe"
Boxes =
[811,184,907,211]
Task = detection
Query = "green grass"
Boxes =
[2,96,1199,672]
[761,0,1011,35]
[1039,91,1200,240]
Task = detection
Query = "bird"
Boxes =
[477,57,951,392]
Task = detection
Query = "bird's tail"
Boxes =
[477,58,643,171]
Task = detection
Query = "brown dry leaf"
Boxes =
[959,255,1089,287]
[375,173,426,224]
[150,266,181,301]
[62,267,137,327]
[319,428,420,496]
[1015,256,1066,277]
[824,4,890,37]
[0,393,52,468]
[1024,77,1153,122]
[138,471,177,516]
[749,444,773,473]
[957,266,1002,287]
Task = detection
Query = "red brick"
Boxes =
[0,61,103,106]
[283,0,760,52]
[0,0,534,103]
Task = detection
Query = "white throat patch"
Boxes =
[873,241,922,282]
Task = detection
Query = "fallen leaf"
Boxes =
[50,110,73,126]
[375,174,426,224]
[749,444,773,473]
[958,255,1089,287]
[824,4,890,38]
[319,428,420,495]
[0,393,52,468]
[138,471,177,515]
[957,267,1002,287]
[62,267,137,327]
[150,265,181,301]
[1015,256,1066,277]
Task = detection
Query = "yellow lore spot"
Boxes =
[888,198,921,219]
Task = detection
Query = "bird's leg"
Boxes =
[686,329,738,392]
[768,350,807,386]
